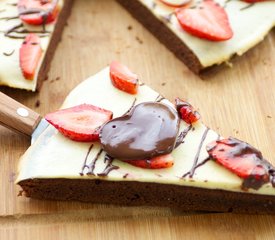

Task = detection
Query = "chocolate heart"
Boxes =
[99,102,180,160]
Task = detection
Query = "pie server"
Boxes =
[0,92,49,144]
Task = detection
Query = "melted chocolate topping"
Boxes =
[99,102,180,160]
[207,137,275,190]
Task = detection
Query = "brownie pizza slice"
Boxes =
[0,0,73,91]
[16,62,275,213]
[117,0,275,73]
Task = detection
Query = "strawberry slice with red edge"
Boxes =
[175,98,200,124]
[19,33,42,80]
[159,0,191,8]
[110,61,139,95]
[18,0,59,25]
[124,154,174,169]
[176,0,233,41]
[206,137,274,190]
[45,104,113,142]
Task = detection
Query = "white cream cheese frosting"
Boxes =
[139,0,275,67]
[16,67,275,196]
[0,0,64,91]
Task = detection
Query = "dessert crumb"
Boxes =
[267,115,272,119]
[50,77,60,83]
[35,100,41,108]
[161,82,166,86]
[135,36,143,44]
[127,25,132,30]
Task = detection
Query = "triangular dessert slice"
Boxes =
[16,63,275,213]
[0,0,73,91]
[117,0,275,73]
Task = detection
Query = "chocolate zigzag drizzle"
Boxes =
[80,145,104,176]
[123,173,129,179]
[240,3,254,11]
[80,144,94,176]
[155,94,165,103]
[223,0,232,8]
[162,12,174,23]
[7,3,17,6]
[3,49,15,56]
[182,133,221,177]
[3,22,49,39]
[121,98,136,116]
[182,127,210,178]
[175,124,192,149]
[87,148,103,176]
[97,154,119,177]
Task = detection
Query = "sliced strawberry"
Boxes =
[110,61,139,95]
[159,0,191,8]
[175,98,200,124]
[206,137,272,189]
[19,33,42,80]
[176,0,233,41]
[18,0,59,25]
[45,104,113,142]
[124,154,174,169]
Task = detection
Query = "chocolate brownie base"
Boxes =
[116,0,204,74]
[18,178,275,214]
[36,0,74,90]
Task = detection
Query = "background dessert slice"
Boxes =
[0,0,73,91]
[16,65,275,213]
[116,0,275,73]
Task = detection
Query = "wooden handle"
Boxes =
[0,92,42,136]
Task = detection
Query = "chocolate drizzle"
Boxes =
[123,173,129,179]
[80,146,104,176]
[155,94,165,103]
[162,12,174,23]
[175,124,192,148]
[182,127,210,178]
[3,22,49,39]
[80,144,94,176]
[97,154,119,177]
[87,148,103,176]
[240,3,254,11]
[223,0,232,8]
[182,133,221,177]
[3,49,15,56]
[121,98,136,116]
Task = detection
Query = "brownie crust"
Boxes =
[36,0,74,90]
[116,0,204,74]
[18,178,275,214]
